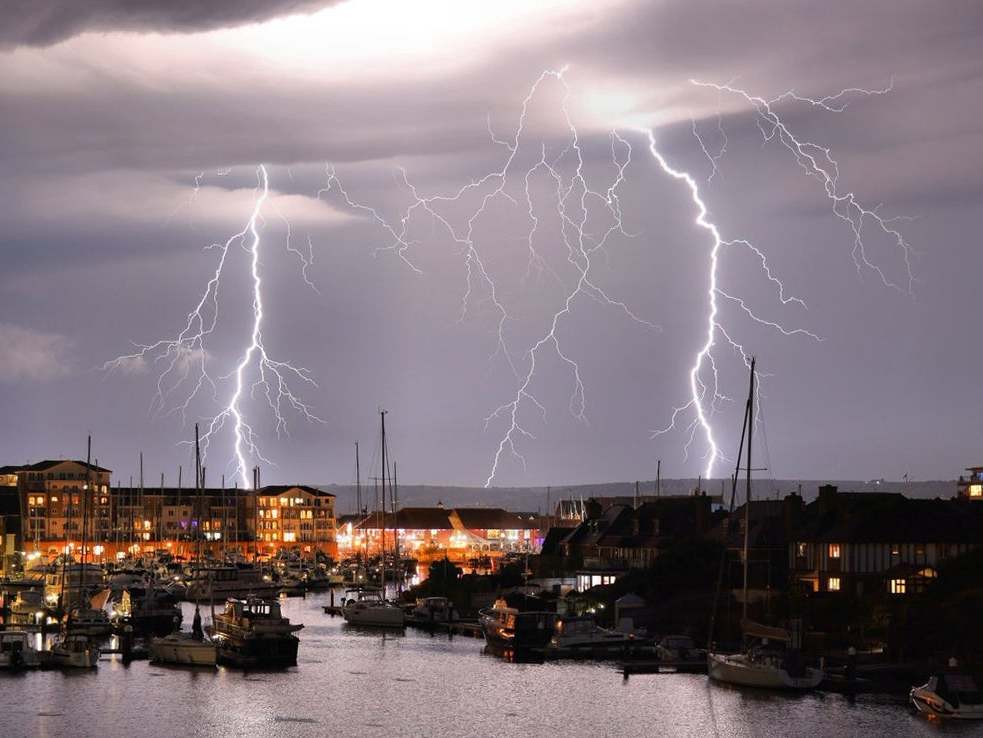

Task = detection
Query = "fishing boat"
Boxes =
[479,598,557,653]
[207,596,303,667]
[0,631,42,670]
[911,660,983,720]
[342,588,405,628]
[706,358,824,691]
[545,615,637,658]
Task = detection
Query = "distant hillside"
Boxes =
[321,478,958,515]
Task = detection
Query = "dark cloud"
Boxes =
[2,0,338,47]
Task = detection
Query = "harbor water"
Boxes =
[0,593,968,738]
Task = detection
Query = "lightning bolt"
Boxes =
[106,164,323,488]
[319,68,658,486]
[649,79,912,478]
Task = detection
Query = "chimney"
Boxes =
[818,484,838,517]
[783,492,803,537]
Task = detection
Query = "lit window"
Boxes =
[890,578,906,595]
[828,577,841,592]
[891,546,900,557]
[828,544,841,559]
[796,543,806,558]
[970,484,982,498]
[283,532,296,543]
[50,496,58,502]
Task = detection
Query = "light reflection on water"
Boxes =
[0,593,966,738]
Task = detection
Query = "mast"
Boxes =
[393,461,400,595]
[742,357,756,622]
[355,441,361,516]
[380,409,388,589]
[656,459,661,497]
[78,435,92,615]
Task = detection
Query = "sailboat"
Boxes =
[706,358,824,690]
[342,411,405,629]
[150,425,217,667]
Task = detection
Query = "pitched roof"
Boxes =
[451,507,540,530]
[21,460,112,473]
[356,507,454,530]
[0,465,23,475]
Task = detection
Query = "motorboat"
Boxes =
[544,615,637,657]
[411,597,458,624]
[656,634,706,663]
[911,661,983,720]
[207,596,303,667]
[184,566,280,601]
[150,633,217,667]
[7,589,50,626]
[113,585,182,635]
[707,624,823,690]
[47,633,100,668]
[341,589,405,628]
[63,606,113,638]
[479,598,557,653]
[0,631,42,670]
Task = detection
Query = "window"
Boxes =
[971,484,982,498]
[828,577,841,592]
[891,545,900,557]
[828,544,841,559]
[890,578,906,595]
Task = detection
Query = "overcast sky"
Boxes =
[1,1,981,489]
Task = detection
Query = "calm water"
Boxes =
[0,593,975,738]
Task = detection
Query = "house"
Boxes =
[956,467,983,501]
[448,508,541,553]
[789,484,983,597]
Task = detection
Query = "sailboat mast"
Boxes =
[393,461,400,595]
[355,442,361,516]
[742,357,756,622]
[380,409,388,588]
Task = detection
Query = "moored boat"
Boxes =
[150,632,217,667]
[545,615,638,658]
[0,631,42,670]
[47,633,100,668]
[341,589,405,628]
[911,660,983,720]
[479,599,557,653]
[207,596,302,667]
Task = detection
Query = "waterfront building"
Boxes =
[956,466,983,500]
[789,484,983,597]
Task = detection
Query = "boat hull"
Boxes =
[708,652,823,690]
[342,607,405,628]
[214,635,300,668]
[150,636,217,666]
[911,687,983,720]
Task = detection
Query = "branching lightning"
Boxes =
[105,164,323,489]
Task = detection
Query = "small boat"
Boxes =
[341,589,405,628]
[207,596,303,667]
[0,631,42,669]
[150,633,216,667]
[113,585,182,635]
[47,633,100,668]
[410,596,458,624]
[545,615,637,658]
[479,599,557,653]
[184,566,280,601]
[656,634,706,663]
[911,660,983,720]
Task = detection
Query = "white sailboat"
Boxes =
[706,358,824,691]
[342,588,405,628]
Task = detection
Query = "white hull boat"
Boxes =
[0,631,42,669]
[911,668,983,720]
[708,652,823,690]
[47,634,100,668]
[150,633,217,666]
[342,590,405,628]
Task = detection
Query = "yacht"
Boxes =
[44,563,106,609]
[479,599,557,653]
[0,631,42,670]
[184,566,279,601]
[150,632,217,666]
[207,596,303,667]
[545,615,637,657]
[341,589,405,628]
[707,622,823,690]
[47,633,100,668]
[411,597,458,624]
[7,589,50,626]
[911,660,983,720]
[113,584,182,635]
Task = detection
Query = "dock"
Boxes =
[405,618,484,638]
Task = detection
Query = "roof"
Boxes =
[259,485,335,498]
[796,491,983,544]
[20,460,112,473]
[356,507,453,530]
[451,507,539,530]
[0,465,23,475]
[562,496,714,551]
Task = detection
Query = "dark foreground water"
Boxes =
[0,593,975,738]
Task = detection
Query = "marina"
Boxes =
[0,593,955,738]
